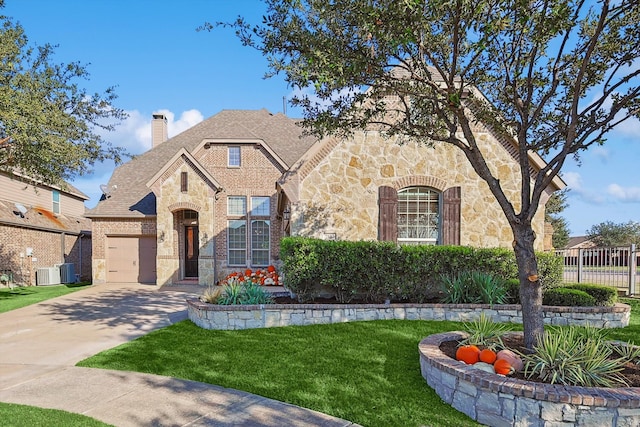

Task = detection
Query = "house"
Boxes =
[87,108,564,286]
[0,172,91,286]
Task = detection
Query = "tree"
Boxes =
[545,189,570,249]
[210,0,640,349]
[587,221,640,247]
[0,9,127,187]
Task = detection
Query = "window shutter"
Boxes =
[442,187,461,245]
[378,186,398,242]
[181,172,188,193]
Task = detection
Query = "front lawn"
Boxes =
[79,319,482,427]
[0,283,92,313]
[0,402,112,426]
[77,299,640,427]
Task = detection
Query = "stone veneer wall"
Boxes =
[294,130,550,250]
[420,331,640,427]
[187,300,630,331]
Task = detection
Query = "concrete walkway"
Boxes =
[0,283,358,426]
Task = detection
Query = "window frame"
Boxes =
[228,146,241,167]
[226,195,272,267]
[397,186,441,246]
[52,190,60,214]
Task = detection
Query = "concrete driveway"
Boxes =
[0,283,358,426]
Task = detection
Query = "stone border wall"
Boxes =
[419,331,640,427]
[186,299,630,331]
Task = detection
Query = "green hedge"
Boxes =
[543,288,596,307]
[562,283,618,306]
[280,237,563,303]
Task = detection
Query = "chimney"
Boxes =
[151,113,168,148]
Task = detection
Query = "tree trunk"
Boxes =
[512,224,545,351]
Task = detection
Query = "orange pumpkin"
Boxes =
[493,358,514,375]
[496,349,524,372]
[479,348,497,364]
[456,345,481,364]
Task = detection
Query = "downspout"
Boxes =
[61,232,66,263]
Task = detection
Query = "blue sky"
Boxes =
[3,0,639,236]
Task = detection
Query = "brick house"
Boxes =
[87,109,564,286]
[0,172,92,286]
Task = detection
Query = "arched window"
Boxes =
[397,187,440,245]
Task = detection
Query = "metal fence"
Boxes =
[554,244,638,295]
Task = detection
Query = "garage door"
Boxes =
[107,236,157,283]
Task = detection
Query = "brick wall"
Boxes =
[0,223,91,285]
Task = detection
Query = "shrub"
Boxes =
[504,279,521,304]
[460,312,509,350]
[543,288,596,307]
[213,282,275,305]
[279,237,563,303]
[536,252,564,289]
[523,325,628,387]
[439,271,509,304]
[563,283,618,306]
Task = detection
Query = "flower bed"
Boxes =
[419,331,640,426]
[186,300,630,331]
[218,266,282,286]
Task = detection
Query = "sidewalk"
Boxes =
[0,283,358,426]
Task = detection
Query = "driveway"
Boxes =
[0,283,357,426]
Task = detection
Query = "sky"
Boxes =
[3,0,639,236]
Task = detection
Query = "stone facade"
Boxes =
[292,130,550,250]
[187,300,630,331]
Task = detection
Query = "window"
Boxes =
[228,220,247,266]
[52,190,60,214]
[397,187,440,245]
[251,220,270,266]
[227,195,271,267]
[180,172,188,192]
[228,196,247,216]
[228,146,241,167]
[251,196,270,216]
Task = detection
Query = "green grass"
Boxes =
[79,319,484,427]
[0,402,112,426]
[76,298,640,427]
[0,282,92,313]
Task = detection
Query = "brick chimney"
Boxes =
[151,113,168,148]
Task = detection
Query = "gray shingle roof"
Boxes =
[86,109,316,217]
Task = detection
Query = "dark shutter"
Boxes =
[442,186,461,245]
[378,186,398,242]
[181,172,188,193]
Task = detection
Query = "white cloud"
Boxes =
[73,108,204,207]
[613,116,640,138]
[562,171,606,204]
[562,172,584,191]
[607,184,640,202]
[591,146,610,162]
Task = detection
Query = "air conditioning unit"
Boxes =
[36,267,61,286]
[55,263,76,284]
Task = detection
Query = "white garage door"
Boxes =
[107,236,157,283]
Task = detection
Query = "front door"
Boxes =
[185,226,199,278]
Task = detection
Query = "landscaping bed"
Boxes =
[420,331,640,427]
[187,298,630,331]
[439,334,640,387]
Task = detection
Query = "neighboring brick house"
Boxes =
[88,109,564,286]
[0,172,92,286]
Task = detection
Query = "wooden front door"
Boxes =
[185,226,199,278]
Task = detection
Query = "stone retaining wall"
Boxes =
[186,299,630,331]
[419,331,640,427]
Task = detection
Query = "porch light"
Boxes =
[283,207,291,221]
